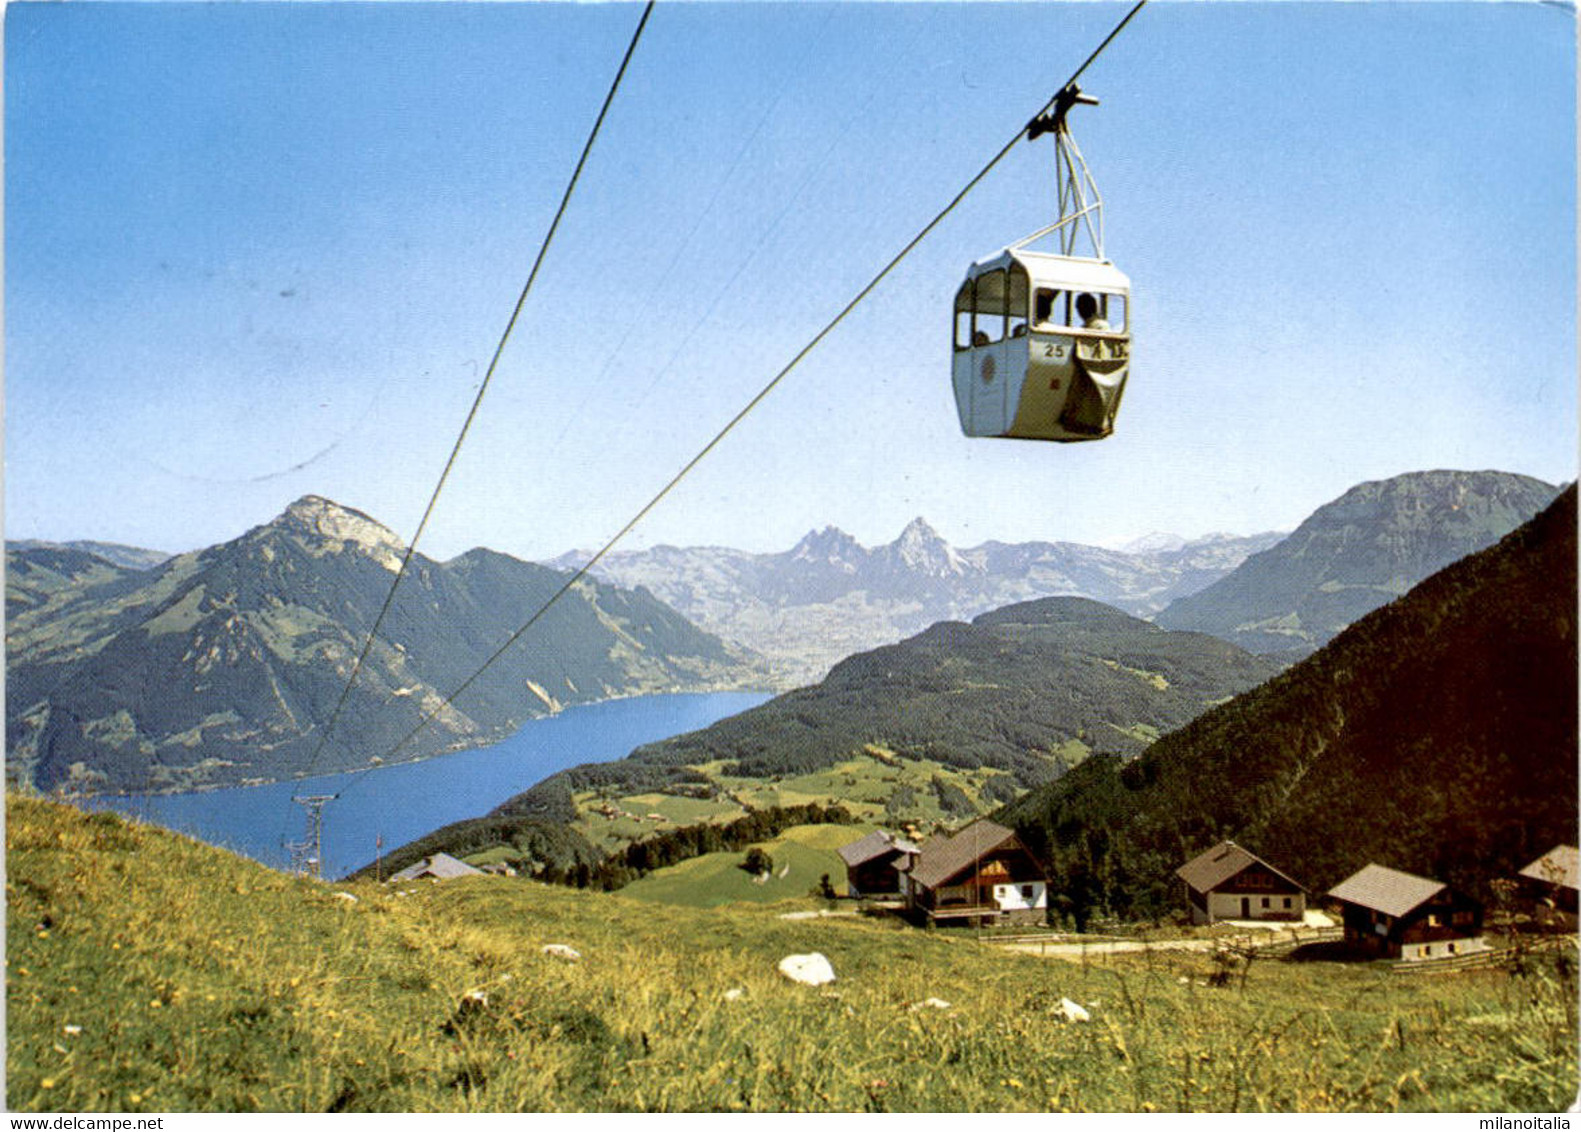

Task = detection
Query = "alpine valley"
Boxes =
[7,469,1560,814]
[364,469,1568,883]
[4,498,1284,798]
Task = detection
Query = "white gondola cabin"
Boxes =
[952,251,1130,440]
[952,83,1132,442]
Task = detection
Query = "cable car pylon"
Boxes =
[286,793,337,879]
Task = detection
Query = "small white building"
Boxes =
[1175,840,1306,925]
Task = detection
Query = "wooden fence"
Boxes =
[1387,933,1577,975]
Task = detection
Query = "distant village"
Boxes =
[834,822,1577,963]
[390,819,1578,966]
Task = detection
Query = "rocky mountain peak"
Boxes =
[883,517,969,578]
[276,495,408,572]
[789,525,864,568]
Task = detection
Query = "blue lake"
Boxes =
[80,691,771,880]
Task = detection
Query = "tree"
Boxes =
[742,847,774,876]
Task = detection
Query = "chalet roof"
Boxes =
[908,820,1026,891]
[837,830,921,868]
[1518,845,1579,891]
[1327,863,1446,918]
[1175,840,1305,895]
[389,852,483,883]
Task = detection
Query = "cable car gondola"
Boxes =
[952,84,1131,442]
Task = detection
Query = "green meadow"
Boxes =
[570,751,1024,855]
[7,794,1576,1113]
[618,823,862,907]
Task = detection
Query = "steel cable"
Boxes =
[362,0,1151,775]
[291,0,657,803]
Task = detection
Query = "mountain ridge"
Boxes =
[6,496,768,796]
[1154,469,1562,655]
[550,519,1288,684]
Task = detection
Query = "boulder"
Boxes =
[777,952,836,986]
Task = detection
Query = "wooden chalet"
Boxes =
[1517,844,1578,926]
[1175,840,1306,925]
[901,819,1047,926]
[1327,863,1485,961]
[388,852,484,883]
[836,829,920,898]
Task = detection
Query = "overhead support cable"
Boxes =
[368,0,1151,770]
[294,0,657,796]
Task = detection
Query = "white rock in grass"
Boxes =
[1058,997,1091,1023]
[777,952,836,986]
[542,944,582,961]
[723,986,747,1002]
[333,892,358,903]
[907,997,951,1011]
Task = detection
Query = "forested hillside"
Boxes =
[500,597,1282,826]
[1003,486,1578,922]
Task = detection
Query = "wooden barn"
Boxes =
[1327,863,1485,961]
[1175,840,1306,925]
[901,819,1047,926]
[836,829,920,898]
[1517,844,1578,927]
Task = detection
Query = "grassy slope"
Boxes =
[617,824,866,907]
[8,794,1577,1113]
[565,754,1006,858]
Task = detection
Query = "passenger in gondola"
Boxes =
[1034,289,1057,326]
[1076,292,1109,330]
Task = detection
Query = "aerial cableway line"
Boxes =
[356,0,1153,785]
[280,2,657,870]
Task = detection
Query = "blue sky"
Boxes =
[6,1,1575,560]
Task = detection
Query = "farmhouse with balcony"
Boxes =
[900,819,1047,926]
[1327,863,1485,961]
[1175,840,1306,924]
[836,829,920,898]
